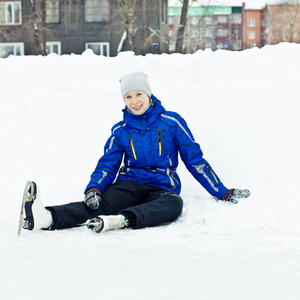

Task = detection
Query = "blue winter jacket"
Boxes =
[85,95,228,199]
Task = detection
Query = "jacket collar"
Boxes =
[123,94,165,131]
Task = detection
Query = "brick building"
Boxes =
[168,5,243,52]
[262,3,300,46]
[242,3,262,49]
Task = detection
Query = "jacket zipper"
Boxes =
[157,128,162,156]
[129,135,138,160]
[207,166,219,184]
[171,174,179,185]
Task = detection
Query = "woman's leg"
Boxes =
[48,180,148,230]
[121,191,183,229]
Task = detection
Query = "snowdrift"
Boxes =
[1,43,300,299]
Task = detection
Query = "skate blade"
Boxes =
[18,181,36,236]
[87,218,104,233]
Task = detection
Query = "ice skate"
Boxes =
[87,215,128,234]
[18,181,53,235]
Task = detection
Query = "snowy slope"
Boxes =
[1,43,300,299]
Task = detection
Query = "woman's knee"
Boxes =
[161,192,183,218]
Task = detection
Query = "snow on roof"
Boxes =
[168,0,286,10]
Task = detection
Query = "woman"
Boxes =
[21,71,250,234]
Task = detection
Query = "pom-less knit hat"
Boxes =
[119,71,152,99]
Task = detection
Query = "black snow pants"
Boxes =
[47,180,183,230]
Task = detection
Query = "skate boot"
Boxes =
[87,215,128,234]
[22,181,53,231]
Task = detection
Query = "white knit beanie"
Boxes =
[119,71,152,99]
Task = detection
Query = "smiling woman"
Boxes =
[124,91,151,115]
[19,71,250,236]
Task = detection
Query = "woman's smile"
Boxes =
[125,90,150,115]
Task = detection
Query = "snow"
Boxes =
[1,43,300,299]
[168,0,288,9]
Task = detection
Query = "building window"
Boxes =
[232,40,242,50]
[46,1,59,23]
[217,16,227,24]
[248,19,255,27]
[248,31,255,39]
[216,28,228,37]
[204,16,213,25]
[0,1,21,25]
[232,14,241,24]
[85,0,109,22]
[204,41,212,49]
[46,41,61,55]
[261,32,267,39]
[204,28,212,38]
[249,43,257,48]
[216,41,229,49]
[86,42,110,56]
[0,42,24,58]
[232,27,241,37]
[169,40,175,52]
[190,17,198,26]
[191,29,198,38]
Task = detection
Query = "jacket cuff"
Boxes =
[216,186,228,200]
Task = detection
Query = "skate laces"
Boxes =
[107,215,127,229]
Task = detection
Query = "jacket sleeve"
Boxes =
[84,125,124,194]
[174,113,228,200]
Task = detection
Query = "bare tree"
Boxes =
[114,0,138,53]
[289,0,300,42]
[175,0,189,53]
[114,0,166,55]
[174,0,216,53]
[142,0,150,55]
[266,1,300,44]
[30,0,47,55]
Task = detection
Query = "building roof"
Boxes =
[168,0,286,10]
[169,6,238,16]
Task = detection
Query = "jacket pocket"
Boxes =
[129,135,138,160]
[157,128,162,156]
[206,166,219,184]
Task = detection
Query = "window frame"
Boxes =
[85,0,110,23]
[216,28,228,37]
[45,0,60,24]
[0,42,24,58]
[248,19,255,27]
[248,31,256,39]
[0,1,22,25]
[86,42,110,57]
[216,15,228,24]
[46,41,61,55]
[231,14,241,24]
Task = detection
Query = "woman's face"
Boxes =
[124,90,150,115]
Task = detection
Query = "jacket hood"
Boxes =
[123,94,166,131]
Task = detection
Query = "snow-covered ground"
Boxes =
[1,43,300,299]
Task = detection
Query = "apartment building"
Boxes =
[169,2,300,53]
[168,5,243,52]
[242,4,262,49]
[0,0,168,58]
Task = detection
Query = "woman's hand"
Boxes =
[221,189,250,204]
[84,188,102,210]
